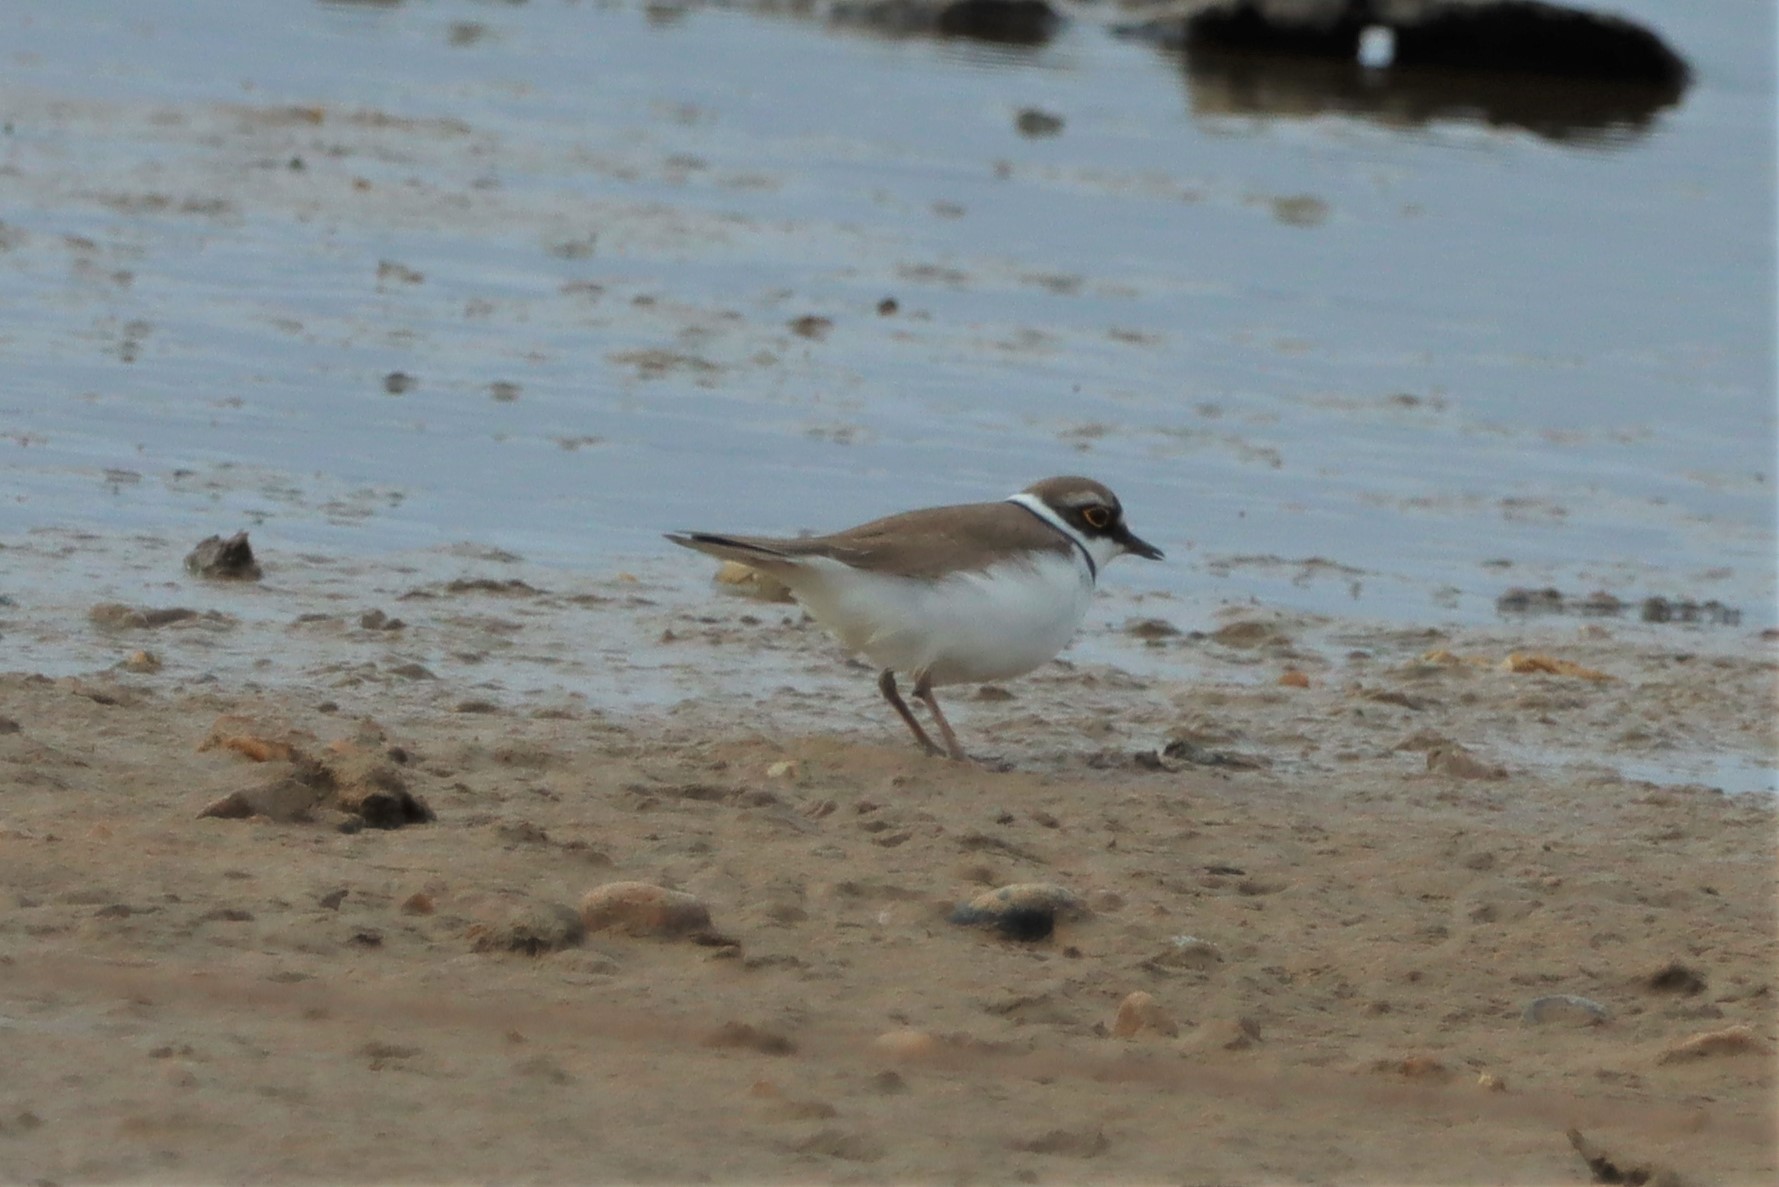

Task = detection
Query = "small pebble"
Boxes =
[1153,935,1223,970]
[1427,745,1509,780]
[872,1029,937,1060]
[711,561,795,603]
[579,881,712,938]
[121,650,162,673]
[703,1021,795,1055]
[197,775,321,823]
[871,1069,909,1094]
[1522,994,1611,1026]
[949,882,1087,941]
[1112,990,1177,1039]
[1658,1024,1766,1063]
[1644,960,1707,995]
[1187,1016,1261,1052]
[468,901,584,956]
[1391,1055,1451,1081]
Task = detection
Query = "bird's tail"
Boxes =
[664,532,799,571]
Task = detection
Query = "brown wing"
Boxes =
[775,501,1074,578]
[667,501,1074,579]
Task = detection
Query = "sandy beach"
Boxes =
[2,546,1774,1183]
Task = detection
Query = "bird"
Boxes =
[666,476,1162,760]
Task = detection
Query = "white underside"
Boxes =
[783,551,1096,686]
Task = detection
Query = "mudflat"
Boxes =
[2,559,1773,1183]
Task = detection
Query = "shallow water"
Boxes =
[2,0,1774,632]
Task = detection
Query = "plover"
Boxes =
[667,476,1162,760]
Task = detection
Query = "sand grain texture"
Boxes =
[0,609,1773,1183]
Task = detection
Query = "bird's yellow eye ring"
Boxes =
[1082,506,1112,530]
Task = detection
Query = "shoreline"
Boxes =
[2,538,1774,1181]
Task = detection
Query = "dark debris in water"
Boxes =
[1119,0,1690,145]
[830,0,1061,48]
[1179,0,1688,86]
[184,530,262,581]
[1496,587,1741,626]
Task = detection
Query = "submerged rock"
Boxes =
[1127,0,1690,144]
[829,0,1061,47]
[184,530,262,580]
[1180,0,1689,87]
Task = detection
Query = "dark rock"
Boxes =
[89,603,203,629]
[704,1021,797,1055]
[950,882,1087,941]
[937,0,1059,45]
[1497,586,1564,614]
[198,742,433,829]
[1159,737,1267,770]
[1567,1128,1686,1187]
[1015,108,1064,137]
[1644,960,1707,996]
[184,531,262,580]
[1143,1,1689,145]
[1388,1,1690,86]
[1182,1,1688,87]
[1014,1127,1110,1157]
[831,0,1060,48]
[1183,0,1370,57]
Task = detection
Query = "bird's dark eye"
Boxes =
[1082,506,1112,530]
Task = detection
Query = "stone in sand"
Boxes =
[1567,1128,1687,1187]
[711,560,795,603]
[1426,744,1508,780]
[1112,990,1178,1038]
[579,882,713,938]
[468,901,585,956]
[198,774,323,823]
[703,1021,796,1055]
[1151,935,1223,971]
[949,882,1088,942]
[872,1028,938,1060]
[1657,1024,1767,1064]
[1522,994,1610,1026]
[325,742,435,827]
[1642,960,1707,995]
[1186,1016,1261,1052]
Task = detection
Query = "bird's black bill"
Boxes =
[1116,525,1164,560]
